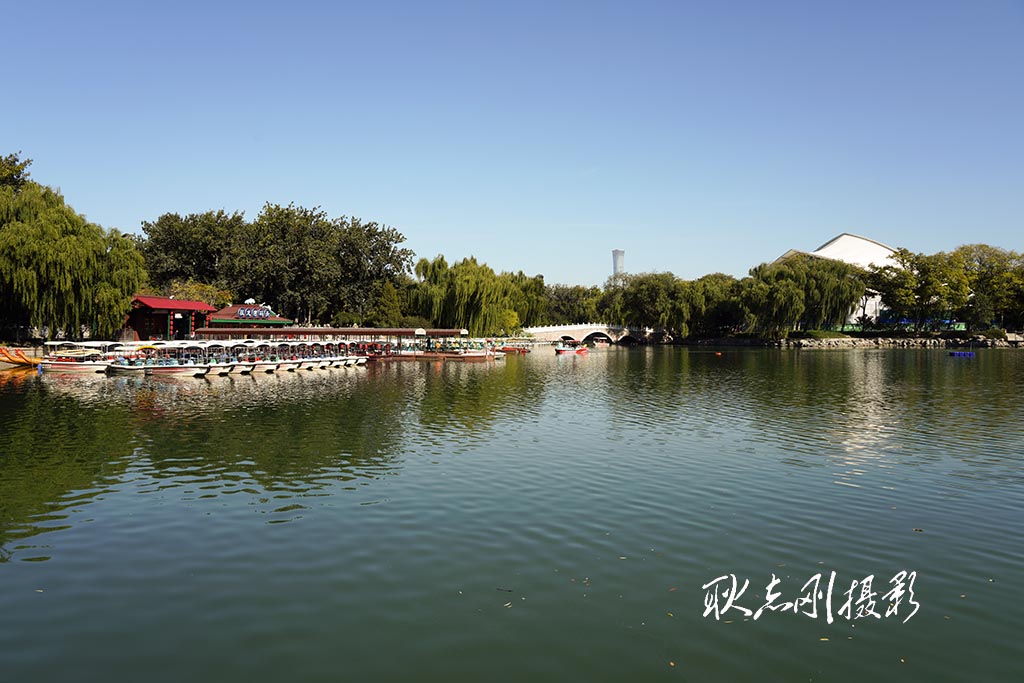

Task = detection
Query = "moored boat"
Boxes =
[554,342,588,355]
[145,359,210,377]
[39,341,116,373]
[106,358,147,375]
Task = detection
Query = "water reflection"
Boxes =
[1,351,1023,682]
[2,349,1022,559]
[1,359,538,556]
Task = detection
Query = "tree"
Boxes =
[748,255,866,332]
[543,284,601,324]
[870,249,968,330]
[364,280,403,327]
[690,273,743,338]
[410,255,540,335]
[227,203,340,325]
[952,244,1023,330]
[738,271,806,340]
[141,210,246,290]
[332,217,414,324]
[618,272,695,338]
[0,151,32,190]
[0,182,145,339]
[153,279,234,308]
[501,271,546,327]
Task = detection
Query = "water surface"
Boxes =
[1,349,1021,681]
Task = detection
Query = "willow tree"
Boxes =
[0,181,146,339]
[411,255,534,335]
[500,271,547,327]
[738,275,805,339]
[689,273,743,338]
[743,255,865,335]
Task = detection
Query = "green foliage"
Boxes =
[141,210,245,289]
[741,255,866,339]
[0,182,145,339]
[156,279,234,308]
[333,217,415,324]
[544,284,601,324]
[410,256,545,335]
[792,329,850,340]
[0,151,32,189]
[951,244,1024,331]
[364,280,403,327]
[869,248,970,331]
[229,203,340,325]
[689,273,744,338]
[979,327,1007,340]
[497,308,522,336]
[618,272,694,337]
[141,204,413,326]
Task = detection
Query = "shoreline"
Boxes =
[696,336,1021,349]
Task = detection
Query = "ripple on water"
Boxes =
[1,349,1023,681]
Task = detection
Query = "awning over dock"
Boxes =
[194,327,467,340]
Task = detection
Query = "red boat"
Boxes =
[554,342,588,355]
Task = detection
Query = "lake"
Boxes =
[1,348,1021,682]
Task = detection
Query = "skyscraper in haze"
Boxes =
[612,249,625,277]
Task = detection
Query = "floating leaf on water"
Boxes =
[913,528,924,533]
[819,637,829,641]
[503,602,512,608]
[669,661,676,668]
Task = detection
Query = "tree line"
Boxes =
[3,151,1023,341]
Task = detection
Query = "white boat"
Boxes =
[106,358,146,375]
[230,361,255,375]
[201,342,235,375]
[276,358,302,371]
[250,360,279,373]
[145,359,210,377]
[136,341,211,376]
[39,341,115,374]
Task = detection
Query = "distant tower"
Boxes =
[612,249,625,277]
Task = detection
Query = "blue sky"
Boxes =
[5,0,1021,286]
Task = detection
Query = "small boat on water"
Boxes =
[39,341,116,373]
[107,358,147,375]
[554,342,588,355]
[0,346,43,367]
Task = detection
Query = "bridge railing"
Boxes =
[521,323,659,334]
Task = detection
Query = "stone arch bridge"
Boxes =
[521,323,660,344]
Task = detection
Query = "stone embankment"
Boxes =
[778,336,1017,349]
[698,334,1021,349]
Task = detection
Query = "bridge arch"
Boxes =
[521,323,660,343]
[580,331,614,344]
